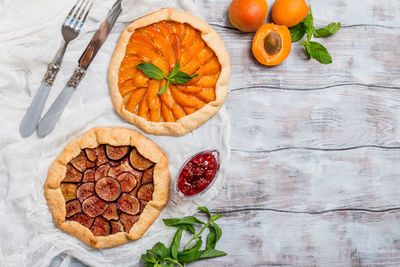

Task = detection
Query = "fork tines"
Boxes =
[64,0,93,32]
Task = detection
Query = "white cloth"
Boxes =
[0,0,230,266]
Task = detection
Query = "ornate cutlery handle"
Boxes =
[37,66,86,137]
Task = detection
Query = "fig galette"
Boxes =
[44,127,170,249]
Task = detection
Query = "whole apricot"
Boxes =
[229,0,269,32]
[272,0,309,28]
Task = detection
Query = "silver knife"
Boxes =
[37,0,122,137]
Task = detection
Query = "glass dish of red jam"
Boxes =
[172,150,220,204]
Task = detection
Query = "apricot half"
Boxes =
[252,23,291,66]
[229,0,268,32]
[272,0,309,27]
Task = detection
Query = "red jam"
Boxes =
[177,150,220,196]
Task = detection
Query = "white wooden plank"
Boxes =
[226,85,400,151]
[191,209,400,266]
[213,149,400,211]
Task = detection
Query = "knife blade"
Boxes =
[37,0,122,137]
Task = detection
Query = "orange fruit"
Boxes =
[229,0,269,32]
[272,0,309,28]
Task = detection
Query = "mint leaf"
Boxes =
[303,41,332,64]
[180,224,196,234]
[177,238,203,263]
[170,71,199,84]
[141,253,158,263]
[289,22,306,42]
[303,13,314,41]
[168,61,180,78]
[170,228,183,260]
[197,206,211,217]
[211,221,222,241]
[211,212,222,221]
[199,249,228,259]
[158,81,169,95]
[314,22,341,38]
[138,62,165,80]
[206,225,217,249]
[147,242,170,260]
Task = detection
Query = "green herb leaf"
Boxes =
[303,12,314,41]
[168,61,181,78]
[137,62,165,80]
[197,206,211,217]
[158,81,169,95]
[164,216,205,226]
[199,249,228,259]
[180,224,196,234]
[289,22,306,42]
[170,228,183,260]
[177,238,203,263]
[170,71,199,84]
[142,253,158,263]
[147,242,170,261]
[206,225,217,250]
[145,262,155,267]
[211,212,222,221]
[303,41,332,64]
[314,22,341,38]
[211,221,222,241]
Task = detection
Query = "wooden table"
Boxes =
[195,0,400,266]
[66,0,400,266]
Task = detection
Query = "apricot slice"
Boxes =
[60,183,77,202]
[95,177,121,202]
[82,169,95,182]
[90,217,111,236]
[105,145,129,161]
[76,182,95,202]
[82,195,108,217]
[69,213,94,228]
[272,0,309,28]
[137,184,154,201]
[117,193,140,215]
[70,151,95,172]
[102,203,119,221]
[229,0,269,32]
[126,88,146,113]
[129,148,153,171]
[63,164,82,183]
[66,199,82,218]
[120,213,139,232]
[252,23,291,66]
[110,220,124,234]
[161,102,175,122]
[117,172,137,193]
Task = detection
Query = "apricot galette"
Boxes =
[44,127,169,249]
[109,8,230,136]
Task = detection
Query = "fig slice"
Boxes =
[95,145,109,166]
[60,183,78,202]
[95,177,121,202]
[117,172,137,193]
[106,145,129,161]
[76,182,95,202]
[129,148,153,171]
[90,217,111,236]
[120,213,139,232]
[82,195,108,217]
[117,193,140,215]
[63,164,82,183]
[137,184,154,201]
[66,199,82,218]
[85,148,96,162]
[69,213,94,228]
[103,203,119,221]
[95,164,111,181]
[70,151,95,172]
[82,169,95,182]
[109,159,143,179]
[140,200,149,213]
[110,220,124,234]
[142,167,154,184]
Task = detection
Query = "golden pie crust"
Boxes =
[44,127,170,249]
[108,8,231,136]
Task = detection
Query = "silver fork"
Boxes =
[20,0,93,138]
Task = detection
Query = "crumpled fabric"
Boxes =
[0,0,230,266]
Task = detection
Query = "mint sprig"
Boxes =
[137,61,198,95]
[289,6,340,64]
[141,206,227,267]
